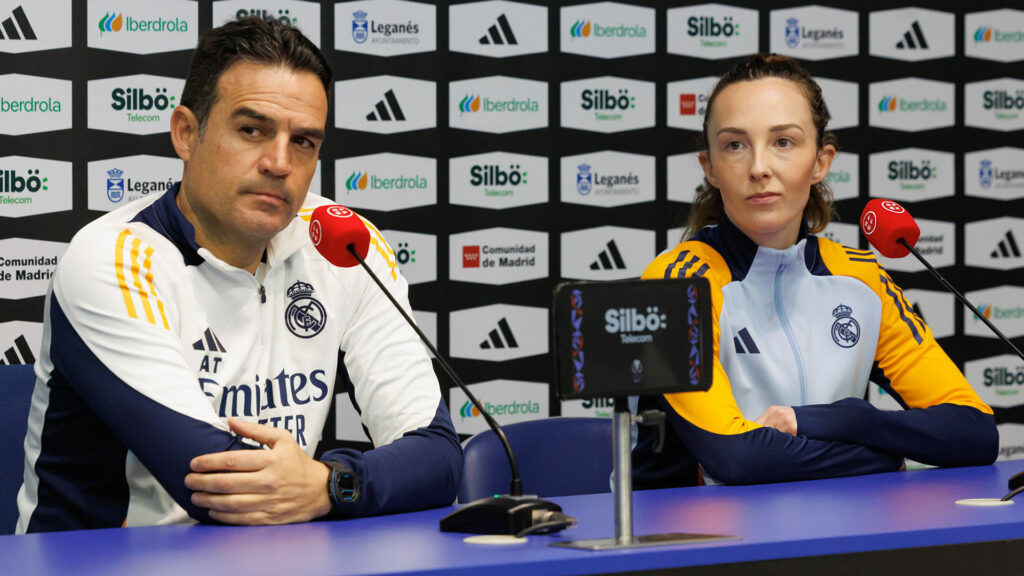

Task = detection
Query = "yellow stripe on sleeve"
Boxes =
[129,237,157,325]
[113,229,168,330]
[114,229,138,319]
[143,247,169,330]
[359,215,399,281]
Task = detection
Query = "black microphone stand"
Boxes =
[899,238,1024,363]
[898,238,1024,498]
[345,244,569,536]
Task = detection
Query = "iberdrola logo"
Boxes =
[99,12,124,35]
[345,171,367,191]
[975,26,993,43]
[459,94,481,114]
[459,400,481,418]
[878,95,898,112]
[570,19,592,38]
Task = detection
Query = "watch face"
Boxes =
[330,464,359,504]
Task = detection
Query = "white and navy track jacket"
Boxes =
[633,217,997,488]
[17,184,462,532]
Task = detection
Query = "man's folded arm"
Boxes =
[321,400,463,517]
[48,292,253,523]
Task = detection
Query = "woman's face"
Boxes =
[699,77,835,249]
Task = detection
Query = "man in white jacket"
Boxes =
[18,16,461,533]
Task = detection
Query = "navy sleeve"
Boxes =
[48,295,255,524]
[794,398,998,467]
[320,400,463,517]
[655,393,905,483]
[660,397,904,485]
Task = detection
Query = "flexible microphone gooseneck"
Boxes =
[309,205,573,536]
[860,199,1024,501]
[859,199,1024,364]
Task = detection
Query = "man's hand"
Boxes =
[185,418,333,525]
[754,406,798,436]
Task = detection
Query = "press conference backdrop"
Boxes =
[2,0,1024,459]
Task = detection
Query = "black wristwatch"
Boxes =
[325,461,359,509]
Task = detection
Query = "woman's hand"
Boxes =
[755,405,798,436]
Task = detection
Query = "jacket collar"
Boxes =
[693,215,812,282]
[131,182,310,269]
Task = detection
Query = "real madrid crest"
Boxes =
[831,304,860,348]
[286,280,326,339]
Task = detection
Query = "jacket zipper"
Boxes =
[774,258,807,404]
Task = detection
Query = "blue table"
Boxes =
[3,461,1024,575]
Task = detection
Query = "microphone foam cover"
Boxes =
[860,199,920,259]
[309,204,370,268]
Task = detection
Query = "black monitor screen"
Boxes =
[553,278,713,400]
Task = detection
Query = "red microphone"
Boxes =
[309,204,370,268]
[307,203,564,533]
[860,199,920,258]
[859,199,1024,368]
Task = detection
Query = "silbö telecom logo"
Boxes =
[470,163,527,196]
[111,86,175,124]
[234,9,297,26]
[605,306,667,344]
[688,15,740,47]
[582,88,635,121]
[889,159,937,190]
[984,90,1024,120]
[0,168,48,205]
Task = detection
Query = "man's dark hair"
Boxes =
[180,16,332,133]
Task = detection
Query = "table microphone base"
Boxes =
[550,532,739,551]
[440,495,563,535]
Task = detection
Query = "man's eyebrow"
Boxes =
[231,107,269,122]
[231,107,325,140]
[298,126,325,140]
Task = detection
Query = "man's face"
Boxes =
[176,61,327,252]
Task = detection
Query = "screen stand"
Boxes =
[549,398,739,551]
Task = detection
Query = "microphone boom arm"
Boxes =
[899,238,1024,364]
[346,244,523,496]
